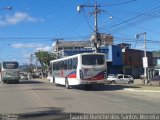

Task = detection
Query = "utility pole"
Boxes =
[136,32,148,84]
[36,57,38,72]
[77,2,103,53]
[54,38,63,58]
[30,54,33,77]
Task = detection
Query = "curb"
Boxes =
[124,88,160,93]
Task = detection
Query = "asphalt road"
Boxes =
[0,79,160,120]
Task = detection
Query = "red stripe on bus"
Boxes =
[68,74,77,78]
[83,73,104,80]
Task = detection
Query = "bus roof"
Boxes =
[2,61,18,63]
[50,52,105,63]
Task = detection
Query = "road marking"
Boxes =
[33,92,40,99]
[124,88,160,93]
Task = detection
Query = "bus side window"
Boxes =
[50,64,52,71]
[64,60,67,70]
[53,63,55,71]
[68,59,72,70]
[55,62,59,70]
[72,58,78,69]
[57,62,60,70]
[61,61,64,70]
[59,61,62,70]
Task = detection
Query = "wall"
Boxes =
[112,45,123,66]
[122,49,153,78]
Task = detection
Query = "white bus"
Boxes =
[0,61,20,83]
[50,53,107,88]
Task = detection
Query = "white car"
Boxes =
[20,74,28,80]
[107,74,115,78]
[107,74,134,84]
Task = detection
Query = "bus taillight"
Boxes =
[80,70,84,79]
[104,69,107,79]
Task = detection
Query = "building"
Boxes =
[152,52,160,76]
[52,40,92,58]
[118,43,153,78]
[52,40,92,52]
[153,52,160,66]
[98,45,123,75]
[90,33,114,47]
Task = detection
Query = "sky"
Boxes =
[0,0,160,65]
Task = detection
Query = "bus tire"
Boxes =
[111,80,116,84]
[84,84,93,89]
[15,80,19,84]
[2,80,6,84]
[53,77,57,86]
[65,78,70,89]
[53,77,55,83]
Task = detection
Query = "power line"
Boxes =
[0,37,52,40]
[101,0,137,7]
[82,9,93,31]
[0,34,91,41]
[110,5,160,32]
[54,0,93,39]
[99,1,160,34]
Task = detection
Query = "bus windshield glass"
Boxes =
[82,54,105,65]
[3,62,19,69]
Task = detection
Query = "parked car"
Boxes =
[107,74,115,78]
[148,75,160,85]
[20,74,28,80]
[106,74,134,84]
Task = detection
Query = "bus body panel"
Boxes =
[79,66,106,80]
[50,53,107,87]
[0,61,20,83]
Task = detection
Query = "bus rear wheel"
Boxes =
[2,80,6,84]
[53,77,57,86]
[65,78,70,89]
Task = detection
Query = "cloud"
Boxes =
[11,43,52,51]
[0,12,44,26]
[22,51,34,58]
[35,46,52,51]
[11,43,44,48]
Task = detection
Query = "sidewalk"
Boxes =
[41,77,160,92]
[126,79,160,92]
[134,79,144,85]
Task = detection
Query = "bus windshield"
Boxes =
[82,54,105,65]
[3,62,19,69]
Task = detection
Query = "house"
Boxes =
[118,43,153,78]
[98,45,123,75]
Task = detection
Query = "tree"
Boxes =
[35,51,57,68]
[35,51,57,78]
[153,51,160,56]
